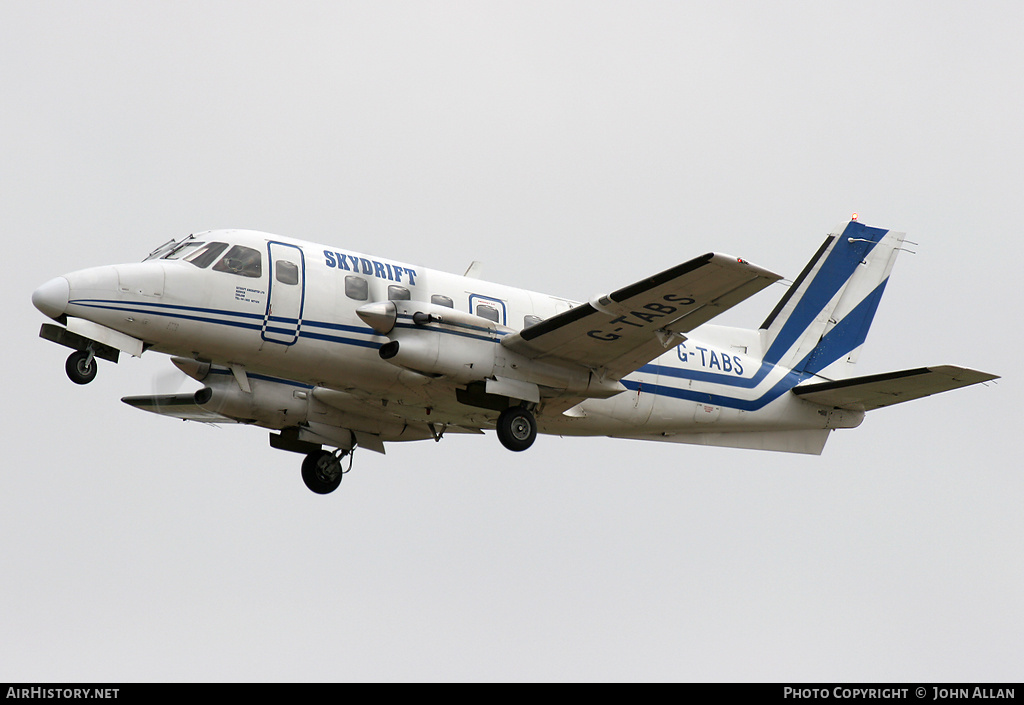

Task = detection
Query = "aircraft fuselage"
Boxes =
[35,228,858,456]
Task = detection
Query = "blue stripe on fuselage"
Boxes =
[635,222,889,389]
[629,277,891,409]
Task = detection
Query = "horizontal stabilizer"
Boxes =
[122,394,242,423]
[792,365,998,412]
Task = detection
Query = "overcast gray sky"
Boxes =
[2,1,1020,682]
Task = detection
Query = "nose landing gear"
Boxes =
[65,350,97,385]
[40,325,119,386]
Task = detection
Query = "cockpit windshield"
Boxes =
[151,239,231,269]
[144,236,186,261]
[144,236,263,278]
[182,242,229,268]
[162,241,207,261]
[144,233,205,262]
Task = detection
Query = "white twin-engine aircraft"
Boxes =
[33,219,996,494]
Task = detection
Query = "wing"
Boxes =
[792,365,999,411]
[503,252,781,379]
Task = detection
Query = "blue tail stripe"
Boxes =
[763,221,887,365]
[627,278,891,410]
[634,222,890,393]
[798,278,889,373]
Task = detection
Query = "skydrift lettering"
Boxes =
[324,250,417,286]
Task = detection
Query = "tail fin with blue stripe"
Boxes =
[759,220,905,380]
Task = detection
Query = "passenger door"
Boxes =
[262,242,305,345]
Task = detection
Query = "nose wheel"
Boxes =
[65,350,97,385]
[496,406,537,452]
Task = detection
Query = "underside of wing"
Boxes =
[503,252,781,379]
[792,365,999,411]
[122,393,243,423]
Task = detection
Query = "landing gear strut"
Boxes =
[301,449,351,494]
[65,350,97,385]
[496,406,537,452]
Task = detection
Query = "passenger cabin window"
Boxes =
[213,245,262,278]
[431,295,454,308]
[345,275,368,301]
[184,242,228,269]
[276,261,299,285]
[388,285,410,301]
[476,304,500,323]
[524,315,543,328]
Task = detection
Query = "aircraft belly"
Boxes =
[543,378,836,438]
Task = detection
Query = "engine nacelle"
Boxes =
[194,373,310,427]
[367,300,504,383]
[379,334,497,383]
[357,300,628,400]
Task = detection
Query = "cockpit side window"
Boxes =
[213,245,263,278]
[184,242,229,269]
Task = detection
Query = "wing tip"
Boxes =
[924,364,1000,383]
[706,252,783,283]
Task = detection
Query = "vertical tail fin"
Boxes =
[759,220,905,380]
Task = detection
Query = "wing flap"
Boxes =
[792,365,998,411]
[122,394,243,423]
[503,253,781,379]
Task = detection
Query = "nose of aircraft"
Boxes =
[32,276,70,320]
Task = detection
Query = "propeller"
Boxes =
[124,356,208,419]
[143,357,209,408]
[150,365,191,396]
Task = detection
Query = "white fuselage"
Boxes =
[52,229,861,450]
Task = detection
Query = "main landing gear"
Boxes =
[496,406,537,452]
[295,405,538,495]
[301,448,352,495]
